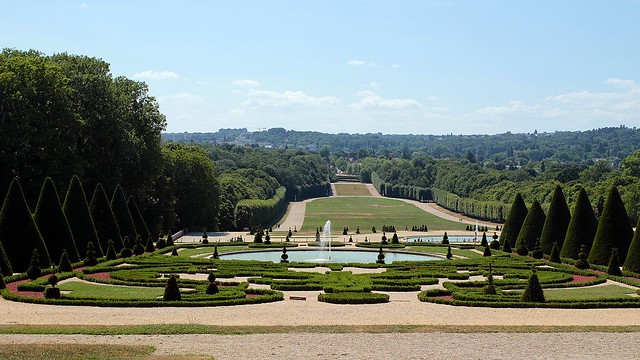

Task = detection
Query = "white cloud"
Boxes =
[604,78,636,89]
[231,79,262,87]
[133,70,179,80]
[355,90,377,97]
[347,59,377,67]
[350,95,423,110]
[242,89,339,108]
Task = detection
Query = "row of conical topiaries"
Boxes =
[500,185,638,270]
[0,176,154,276]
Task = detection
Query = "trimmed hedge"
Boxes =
[234,187,287,229]
[432,188,509,222]
[318,292,389,304]
[371,172,432,202]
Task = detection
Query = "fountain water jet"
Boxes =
[320,220,331,261]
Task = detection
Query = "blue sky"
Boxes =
[2,1,640,134]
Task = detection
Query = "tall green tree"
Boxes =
[111,185,137,242]
[128,196,150,241]
[63,175,102,256]
[539,185,571,254]
[34,177,80,263]
[561,188,597,259]
[0,179,50,272]
[90,183,122,252]
[588,186,634,266]
[515,200,546,251]
[499,193,528,247]
[623,217,640,273]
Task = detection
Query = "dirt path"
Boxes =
[2,332,639,359]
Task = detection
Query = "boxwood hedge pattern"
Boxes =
[3,243,640,308]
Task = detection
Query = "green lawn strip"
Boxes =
[0,344,212,360]
[333,183,372,196]
[3,324,640,335]
[178,246,249,258]
[405,245,484,259]
[302,197,466,235]
[543,284,637,301]
[58,281,166,300]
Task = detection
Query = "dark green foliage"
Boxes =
[119,236,133,258]
[254,231,263,243]
[156,232,167,248]
[607,248,622,276]
[264,231,271,245]
[623,217,640,273]
[90,184,122,253]
[391,232,399,244]
[58,249,73,272]
[588,187,634,265]
[34,177,80,263]
[44,272,61,299]
[26,249,42,280]
[575,245,590,270]
[63,175,102,257]
[483,246,492,257]
[0,239,11,276]
[376,246,385,264]
[521,268,545,303]
[516,244,528,256]
[515,200,546,252]
[213,246,219,259]
[163,274,181,301]
[127,196,150,241]
[342,227,348,235]
[206,271,219,294]
[490,239,500,250]
[111,185,138,242]
[539,185,571,254]
[442,231,449,245]
[171,247,179,256]
[484,266,497,295]
[166,233,174,247]
[0,179,50,272]
[531,240,543,259]
[381,232,388,245]
[0,273,5,289]
[502,237,512,253]
[480,232,488,247]
[145,236,155,253]
[83,241,98,266]
[500,193,528,247]
[133,235,145,256]
[561,188,597,259]
[105,239,117,260]
[371,226,376,233]
[446,246,453,259]
[550,243,561,263]
[317,292,389,304]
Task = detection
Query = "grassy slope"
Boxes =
[301,197,466,235]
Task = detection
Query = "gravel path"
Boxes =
[2,332,639,359]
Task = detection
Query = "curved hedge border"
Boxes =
[318,292,389,304]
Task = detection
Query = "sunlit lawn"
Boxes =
[59,281,165,300]
[178,246,248,258]
[300,197,466,235]
[543,284,637,301]
[405,246,484,259]
[333,183,372,196]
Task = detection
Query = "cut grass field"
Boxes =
[59,281,165,300]
[543,284,637,301]
[301,197,466,235]
[333,183,372,196]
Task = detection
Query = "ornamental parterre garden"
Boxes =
[1,178,640,309]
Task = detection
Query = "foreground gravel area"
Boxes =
[2,332,639,359]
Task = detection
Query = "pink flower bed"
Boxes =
[86,272,114,281]
[5,278,45,299]
[569,275,596,284]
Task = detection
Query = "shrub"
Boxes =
[480,232,488,247]
[145,236,155,253]
[516,244,528,257]
[156,232,167,249]
[83,241,98,266]
[213,246,220,259]
[63,175,102,257]
[318,292,389,304]
[133,236,145,256]
[105,239,117,260]
[206,271,219,294]
[264,231,271,245]
[166,233,174,247]
[607,248,622,276]
[442,231,449,245]
[561,188,597,259]
[391,232,399,244]
[254,231,263,243]
[381,232,388,245]
[521,268,545,303]
[26,249,42,280]
[90,183,122,253]
[515,200,546,252]
[0,273,5,289]
[531,240,543,259]
[484,266,497,295]
[119,236,133,258]
[58,249,73,272]
[550,243,561,263]
[280,246,288,263]
[624,216,640,273]
[500,193,528,248]
[502,237,512,253]
[163,274,181,301]
[539,185,571,255]
[575,245,590,270]
[44,272,60,299]
[343,227,348,235]
[589,186,634,266]
[171,247,179,256]
[372,226,376,233]
[490,239,500,250]
[446,246,453,260]
[483,246,492,257]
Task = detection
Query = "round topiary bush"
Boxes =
[575,245,590,270]
[206,271,219,295]
[156,232,167,249]
[133,236,145,256]
[163,274,181,301]
[58,249,73,272]
[145,236,155,253]
[381,232,388,245]
[119,236,133,258]
[484,267,497,295]
[83,241,98,266]
[516,244,529,257]
[44,272,61,299]
[376,247,385,264]
[442,232,449,245]
[531,240,543,259]
[280,246,289,263]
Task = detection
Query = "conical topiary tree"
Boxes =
[515,200,546,252]
[133,235,145,256]
[561,188,597,259]
[484,264,496,295]
[521,268,545,303]
[90,184,122,253]
[63,175,102,257]
[502,236,512,253]
[119,236,133,258]
[483,245,492,257]
[531,240,543,259]
[163,274,181,301]
[480,232,488,247]
[539,185,571,255]
[500,193,528,247]
[26,249,42,280]
[624,217,640,273]
[58,249,73,272]
[588,186,634,266]
[607,248,622,276]
[105,239,117,260]
[84,241,98,266]
[550,242,561,263]
[145,235,155,253]
[127,196,150,241]
[391,232,399,244]
[166,232,174,247]
[0,179,50,272]
[34,177,80,263]
[446,245,453,259]
[156,231,167,248]
[111,185,138,243]
[0,239,11,276]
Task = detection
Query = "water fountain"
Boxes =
[320,220,331,261]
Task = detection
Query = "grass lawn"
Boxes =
[178,246,248,258]
[301,197,466,235]
[59,281,165,300]
[0,344,212,360]
[543,284,637,301]
[333,183,372,196]
[405,246,484,259]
